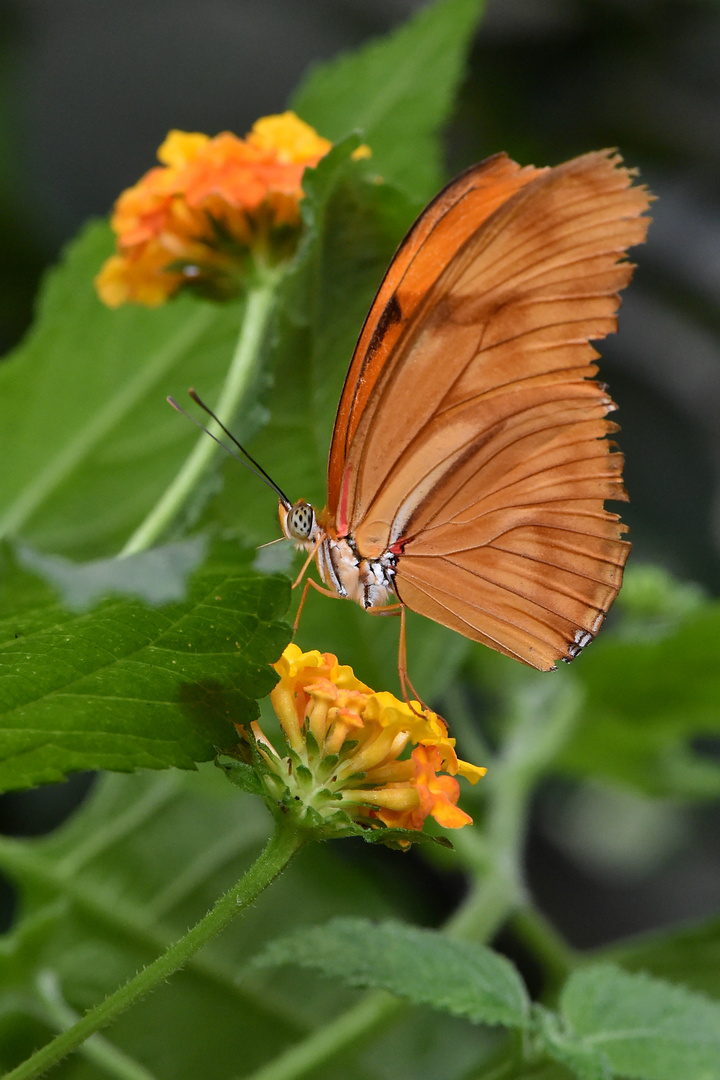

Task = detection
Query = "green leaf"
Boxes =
[559,963,720,1080]
[0,222,246,560]
[607,915,720,1000]
[0,770,481,1079]
[0,548,290,792]
[362,827,455,851]
[557,596,720,798]
[535,1005,611,1080]
[217,759,264,797]
[253,917,530,1029]
[293,0,485,200]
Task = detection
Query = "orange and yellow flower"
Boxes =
[247,644,485,840]
[95,112,334,307]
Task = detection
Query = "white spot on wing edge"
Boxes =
[561,625,596,663]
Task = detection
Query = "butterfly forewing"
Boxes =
[328,153,546,518]
[326,149,651,670]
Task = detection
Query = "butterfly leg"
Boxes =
[366,604,431,714]
[292,576,345,633]
[291,535,324,589]
[364,603,403,617]
[397,604,433,715]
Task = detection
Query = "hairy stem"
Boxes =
[36,971,157,1080]
[6,820,305,1080]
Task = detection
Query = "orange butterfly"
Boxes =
[278,150,651,680]
[180,149,651,688]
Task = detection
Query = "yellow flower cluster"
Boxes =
[95,112,333,307]
[251,644,485,838]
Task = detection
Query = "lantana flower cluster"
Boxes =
[95,112,335,308]
[246,644,485,842]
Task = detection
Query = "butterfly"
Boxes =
[179,149,651,689]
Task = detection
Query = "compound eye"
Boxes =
[288,501,315,540]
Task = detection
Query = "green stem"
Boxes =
[119,267,282,557]
[243,992,404,1080]
[36,971,157,1080]
[509,907,578,995]
[6,820,305,1080]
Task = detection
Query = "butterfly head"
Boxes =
[279,499,319,550]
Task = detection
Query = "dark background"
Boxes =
[1,0,719,953]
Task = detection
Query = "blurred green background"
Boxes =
[1,0,719,958]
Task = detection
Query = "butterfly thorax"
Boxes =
[279,498,398,610]
[318,534,398,610]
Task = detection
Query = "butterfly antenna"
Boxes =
[256,536,287,550]
[167,391,292,508]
